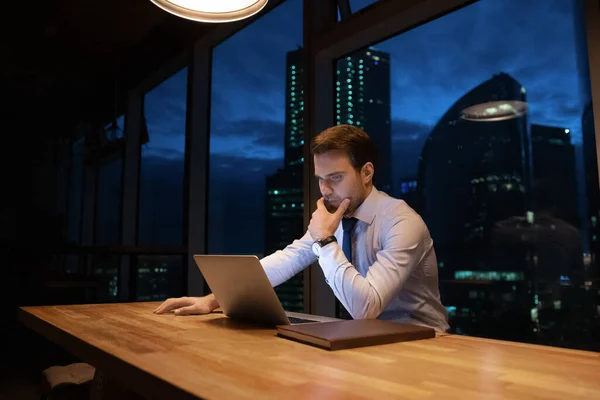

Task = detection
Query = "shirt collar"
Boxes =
[349,186,380,225]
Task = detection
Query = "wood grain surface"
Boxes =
[18,302,600,400]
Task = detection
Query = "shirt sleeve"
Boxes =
[317,214,428,319]
[260,230,317,287]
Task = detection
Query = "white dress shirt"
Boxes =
[260,186,450,332]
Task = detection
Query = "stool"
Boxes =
[41,363,95,400]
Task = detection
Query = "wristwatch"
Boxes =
[312,235,337,257]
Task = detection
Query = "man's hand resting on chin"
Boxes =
[308,198,350,241]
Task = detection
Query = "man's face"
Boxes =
[314,151,370,215]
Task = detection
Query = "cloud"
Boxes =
[141,0,589,162]
[209,153,283,181]
[210,118,286,160]
[142,146,184,160]
[136,153,284,250]
[141,67,188,156]
[210,0,302,122]
[144,67,188,131]
[391,119,433,141]
[140,151,283,188]
[370,0,587,143]
[389,119,431,181]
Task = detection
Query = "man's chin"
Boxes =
[324,200,355,215]
[324,202,338,213]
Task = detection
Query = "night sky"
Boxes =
[130,0,592,253]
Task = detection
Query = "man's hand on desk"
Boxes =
[153,294,219,315]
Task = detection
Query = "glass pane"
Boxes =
[351,0,379,12]
[67,136,85,247]
[91,254,120,302]
[336,0,600,350]
[95,115,124,246]
[339,0,379,19]
[208,0,305,312]
[139,68,187,246]
[135,255,184,301]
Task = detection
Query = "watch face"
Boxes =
[312,242,320,257]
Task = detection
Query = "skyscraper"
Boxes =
[265,47,392,315]
[265,49,306,312]
[336,48,392,192]
[397,177,418,209]
[528,124,583,283]
[418,73,533,340]
[531,124,580,232]
[417,73,595,348]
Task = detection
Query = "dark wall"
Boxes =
[0,101,77,384]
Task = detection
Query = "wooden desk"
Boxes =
[19,302,600,400]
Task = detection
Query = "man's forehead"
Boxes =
[314,156,354,178]
[314,151,352,166]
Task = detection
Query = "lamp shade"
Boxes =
[461,100,528,122]
[149,0,269,23]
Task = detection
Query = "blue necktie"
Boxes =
[342,217,359,263]
[337,217,359,320]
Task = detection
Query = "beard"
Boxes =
[323,198,340,213]
[323,197,359,215]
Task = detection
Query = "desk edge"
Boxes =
[17,307,201,400]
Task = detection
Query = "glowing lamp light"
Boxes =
[149,0,269,23]
[461,100,528,122]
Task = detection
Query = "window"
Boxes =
[93,115,125,300]
[134,67,188,301]
[208,0,305,312]
[65,136,85,274]
[95,115,125,245]
[139,67,187,246]
[66,136,85,246]
[335,0,600,351]
[135,255,184,301]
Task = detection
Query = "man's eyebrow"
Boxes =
[315,171,346,178]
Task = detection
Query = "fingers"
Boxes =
[174,305,205,316]
[153,297,190,314]
[335,198,351,217]
[316,198,325,209]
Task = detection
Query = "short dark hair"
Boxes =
[310,124,378,172]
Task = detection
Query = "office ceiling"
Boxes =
[0,0,208,132]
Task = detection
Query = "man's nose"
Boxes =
[320,181,333,196]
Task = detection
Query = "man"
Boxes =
[154,125,449,332]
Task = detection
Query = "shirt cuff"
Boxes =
[317,242,350,284]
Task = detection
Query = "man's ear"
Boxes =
[362,162,374,184]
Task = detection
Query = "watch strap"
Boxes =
[316,235,337,247]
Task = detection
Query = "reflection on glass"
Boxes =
[139,68,187,246]
[336,0,600,350]
[461,100,528,122]
[208,0,304,312]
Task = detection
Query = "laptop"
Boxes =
[193,255,338,327]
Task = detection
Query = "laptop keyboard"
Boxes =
[288,316,319,324]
